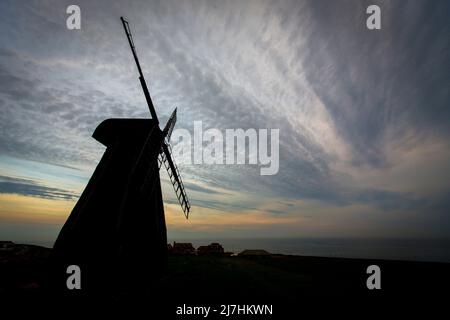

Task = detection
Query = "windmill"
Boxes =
[51,17,190,293]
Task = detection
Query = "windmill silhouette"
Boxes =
[51,17,190,293]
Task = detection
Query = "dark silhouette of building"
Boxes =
[51,119,167,292]
[171,242,196,255]
[197,243,225,255]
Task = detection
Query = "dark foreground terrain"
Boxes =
[1,242,449,316]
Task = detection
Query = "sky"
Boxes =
[0,0,449,245]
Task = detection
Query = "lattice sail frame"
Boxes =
[159,143,191,219]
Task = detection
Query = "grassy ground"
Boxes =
[157,254,450,302]
[1,244,449,316]
[160,255,313,302]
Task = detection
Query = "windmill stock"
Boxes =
[51,17,191,293]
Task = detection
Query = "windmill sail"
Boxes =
[163,108,177,142]
[160,108,191,218]
[161,143,191,218]
[121,17,159,124]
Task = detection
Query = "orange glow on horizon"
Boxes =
[164,202,302,233]
[0,193,74,224]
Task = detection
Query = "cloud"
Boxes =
[182,182,222,194]
[0,175,78,201]
[300,0,450,167]
[0,0,449,237]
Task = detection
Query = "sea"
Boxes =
[27,237,450,263]
[170,238,450,263]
